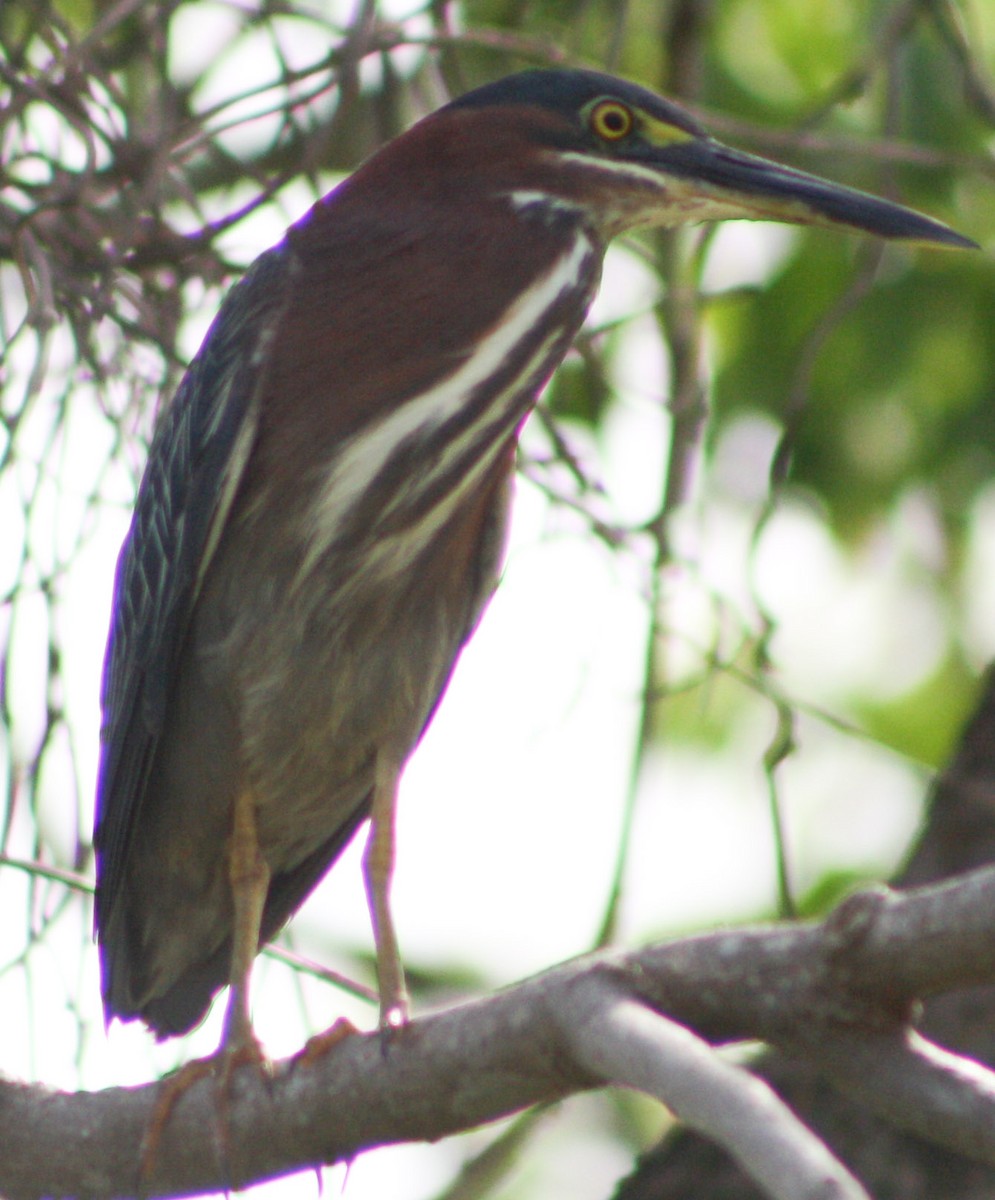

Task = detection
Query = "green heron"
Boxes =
[94,68,973,1056]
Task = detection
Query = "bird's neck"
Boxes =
[244,181,604,578]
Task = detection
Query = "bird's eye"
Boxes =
[589,100,635,142]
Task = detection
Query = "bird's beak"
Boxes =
[645,134,977,249]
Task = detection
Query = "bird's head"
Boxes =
[420,69,976,248]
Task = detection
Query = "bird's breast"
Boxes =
[298,228,600,578]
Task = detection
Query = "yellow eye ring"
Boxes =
[589,100,634,142]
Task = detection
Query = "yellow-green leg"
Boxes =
[141,790,270,1183]
[221,788,271,1054]
[363,754,410,1027]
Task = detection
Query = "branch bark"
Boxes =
[567,983,870,1200]
[6,860,995,1200]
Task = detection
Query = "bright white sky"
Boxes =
[2,5,991,1199]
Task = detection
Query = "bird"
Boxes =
[93,67,974,1060]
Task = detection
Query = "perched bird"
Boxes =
[94,68,973,1055]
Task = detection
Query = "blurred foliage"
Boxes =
[712,241,995,539]
[856,652,981,765]
[795,867,877,918]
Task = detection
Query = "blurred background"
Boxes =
[1,0,994,1197]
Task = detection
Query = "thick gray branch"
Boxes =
[799,1028,995,1158]
[5,865,995,1200]
[565,980,870,1200]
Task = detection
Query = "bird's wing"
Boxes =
[94,246,293,930]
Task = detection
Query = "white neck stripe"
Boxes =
[302,231,596,571]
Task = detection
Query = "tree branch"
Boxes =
[7,864,995,1200]
[796,1028,995,1159]
[566,981,870,1200]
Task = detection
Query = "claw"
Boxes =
[139,1040,270,1185]
[295,1017,360,1068]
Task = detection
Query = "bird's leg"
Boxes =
[221,787,271,1056]
[140,790,271,1185]
[363,753,410,1028]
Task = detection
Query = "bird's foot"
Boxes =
[139,1034,270,1187]
[294,1017,360,1067]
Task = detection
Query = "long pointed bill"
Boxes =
[654,136,977,249]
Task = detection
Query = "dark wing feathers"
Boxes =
[94,246,293,931]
